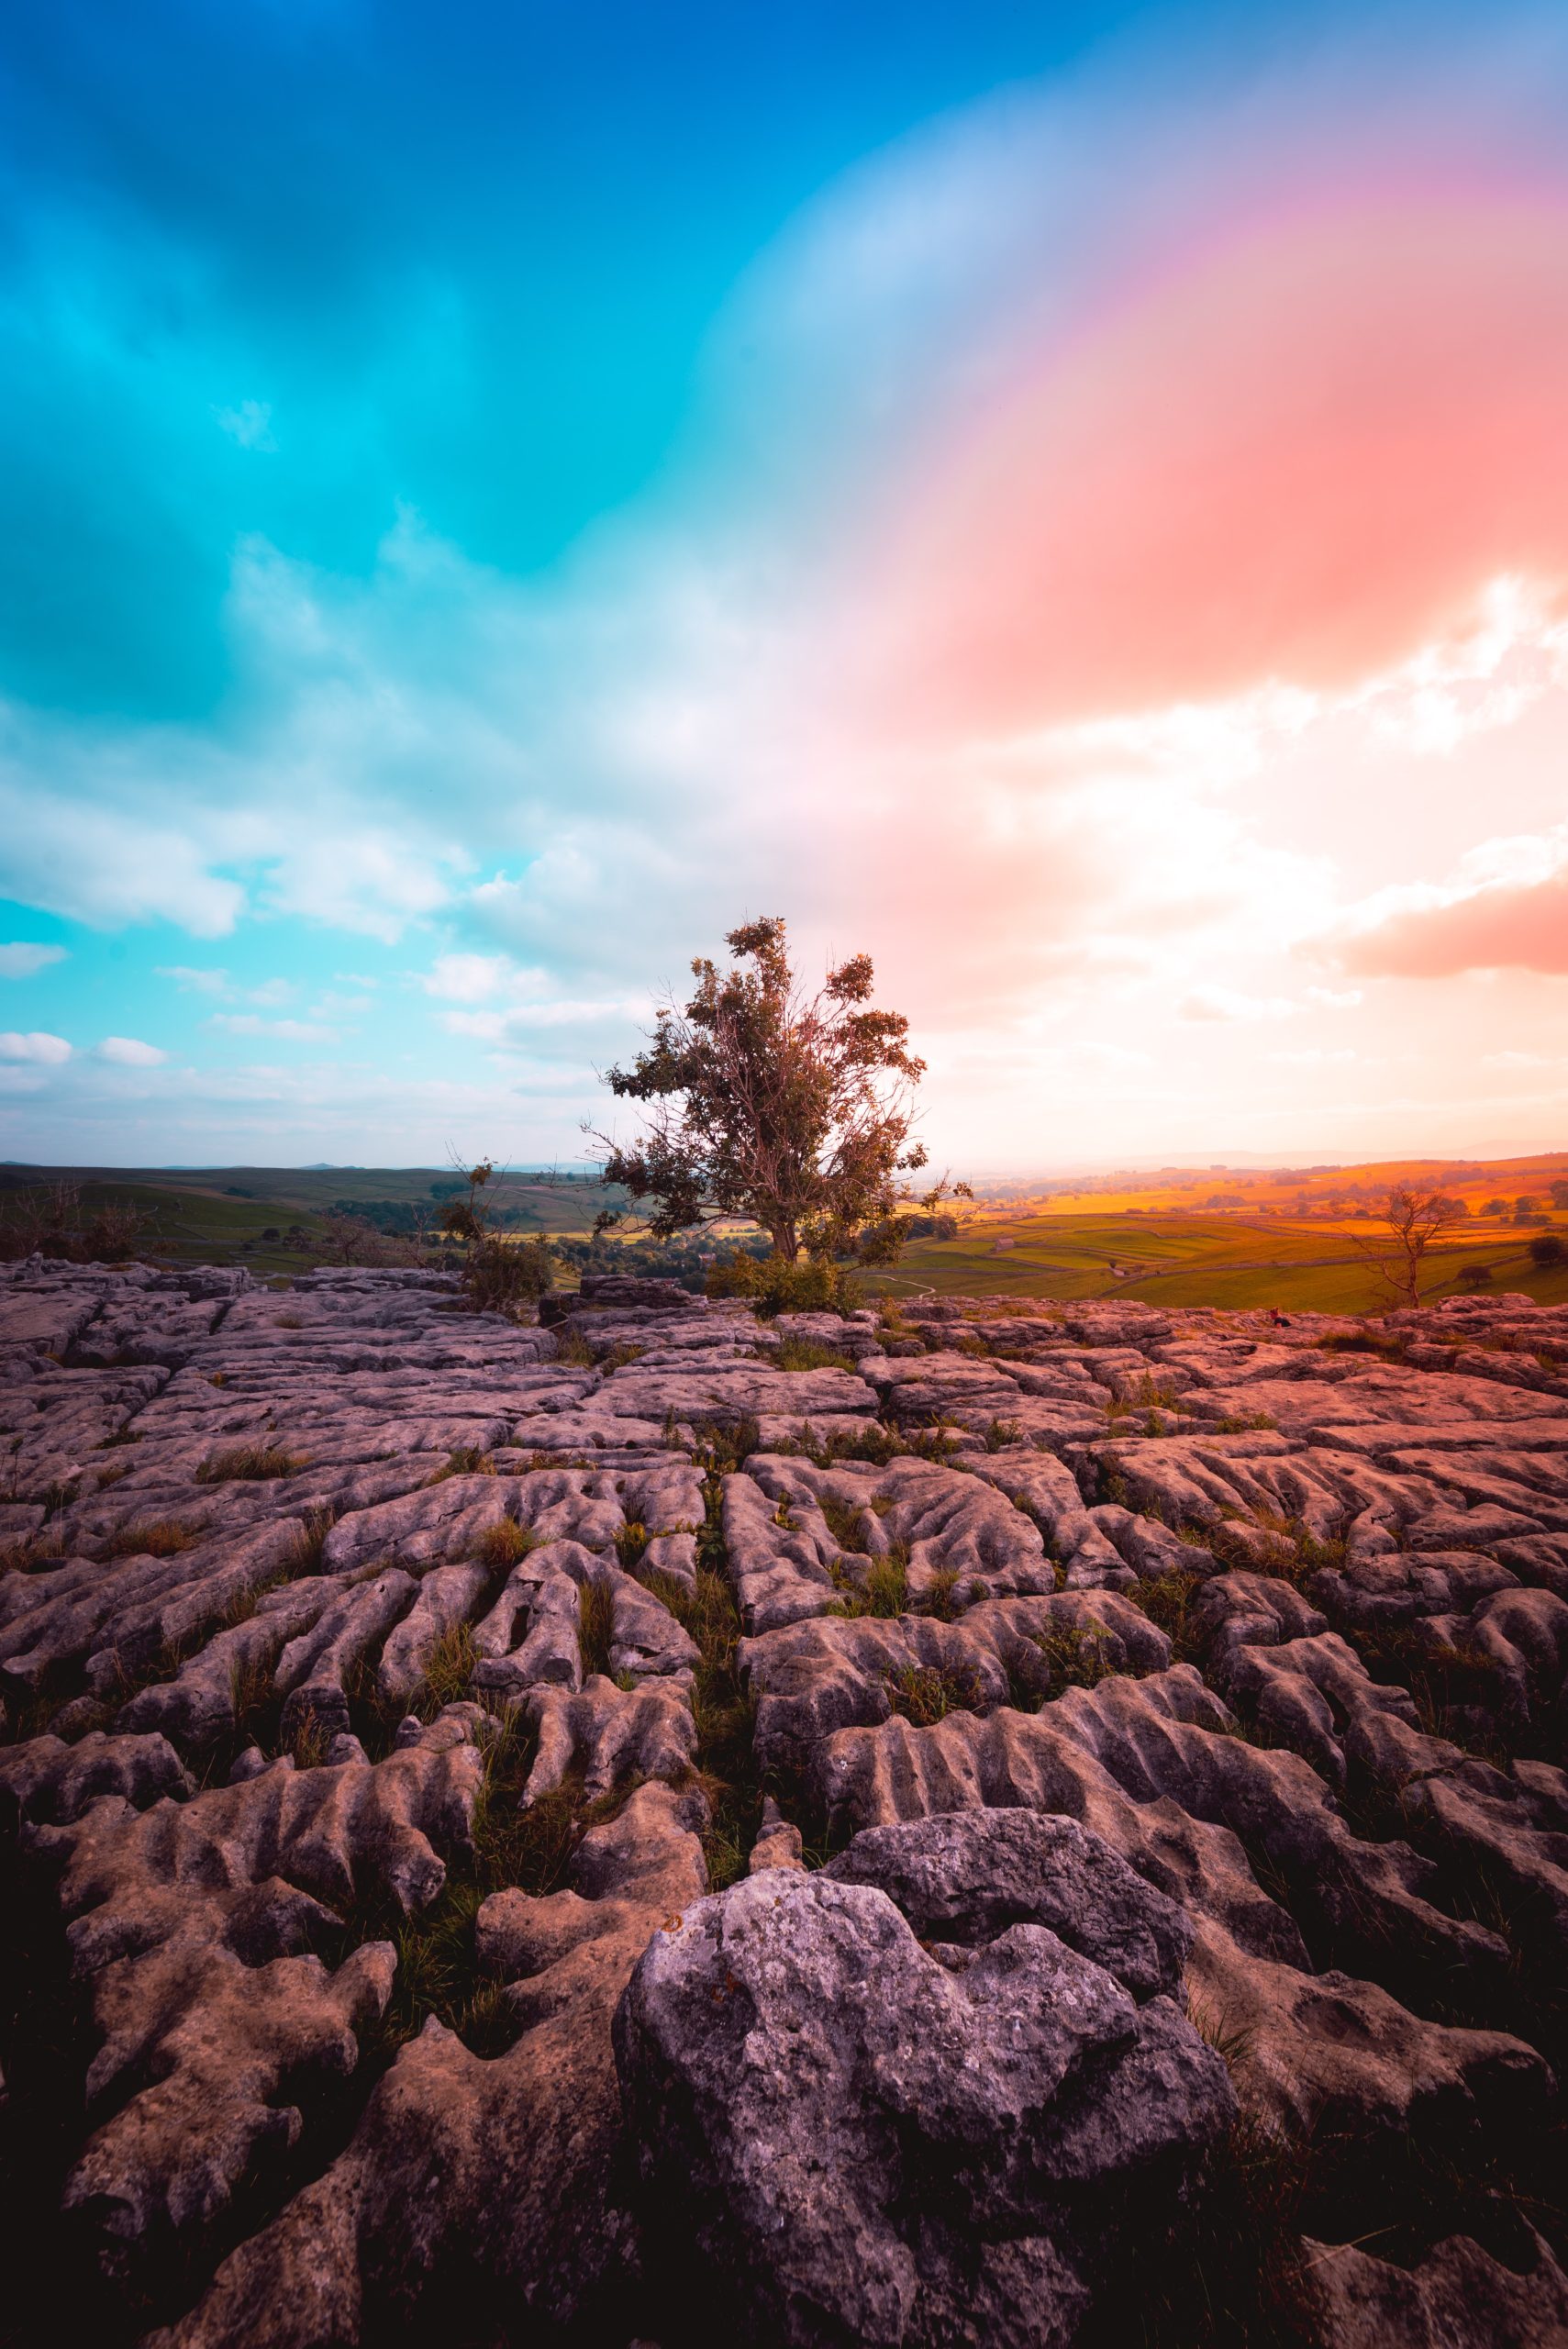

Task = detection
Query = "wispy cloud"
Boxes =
[207,1013,340,1043]
[1176,986,1298,1024]
[96,1036,167,1065]
[0,942,66,978]
[213,399,276,451]
[157,965,232,995]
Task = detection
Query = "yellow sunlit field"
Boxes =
[862,1153,1568,1312]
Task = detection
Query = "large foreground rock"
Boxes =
[614,1814,1234,2347]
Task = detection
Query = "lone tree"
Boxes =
[594,917,962,1265]
[1351,1186,1464,1308]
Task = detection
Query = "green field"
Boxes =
[862,1209,1568,1313]
[5,1162,1567,1311]
[0,1164,625,1275]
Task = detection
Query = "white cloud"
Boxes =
[157,964,232,995]
[0,942,66,977]
[207,1014,340,1043]
[0,1030,72,1063]
[214,399,276,451]
[1306,985,1362,1009]
[422,952,515,1003]
[96,1036,168,1065]
[443,997,648,1049]
[1176,985,1299,1023]
[310,991,372,1019]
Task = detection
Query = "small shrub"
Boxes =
[197,1444,306,1484]
[706,1253,863,1317]
[982,1418,1021,1453]
[1034,1621,1120,1690]
[615,1520,650,1570]
[1528,1233,1565,1268]
[691,1415,761,1472]
[901,1422,962,1463]
[806,1422,906,1467]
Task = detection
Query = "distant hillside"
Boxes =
[0,1163,628,1273]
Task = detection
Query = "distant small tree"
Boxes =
[1529,1233,1566,1268]
[1352,1187,1465,1308]
[1551,1180,1568,1209]
[438,1159,553,1314]
[595,917,966,1267]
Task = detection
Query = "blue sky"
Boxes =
[5,1,1568,1170]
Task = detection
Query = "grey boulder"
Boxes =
[614,1813,1233,2347]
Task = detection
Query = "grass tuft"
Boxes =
[773,1336,856,1373]
[427,1448,495,1483]
[197,1444,307,1484]
[578,1577,617,1678]
[472,1518,537,1571]
[102,1517,201,1559]
[883,1662,983,1727]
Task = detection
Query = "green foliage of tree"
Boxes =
[1529,1233,1566,1268]
[595,918,967,1266]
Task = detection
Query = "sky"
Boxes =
[3,0,1568,1174]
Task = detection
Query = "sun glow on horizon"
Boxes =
[1,4,1566,1168]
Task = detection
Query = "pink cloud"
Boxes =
[1342,866,1568,976]
[869,183,1568,734]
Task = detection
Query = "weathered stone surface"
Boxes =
[1304,2230,1568,2348]
[147,1783,710,2349]
[615,1839,1234,2345]
[6,1261,1568,2349]
[822,1809,1192,2001]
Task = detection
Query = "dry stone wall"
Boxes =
[1,1257,1566,2347]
